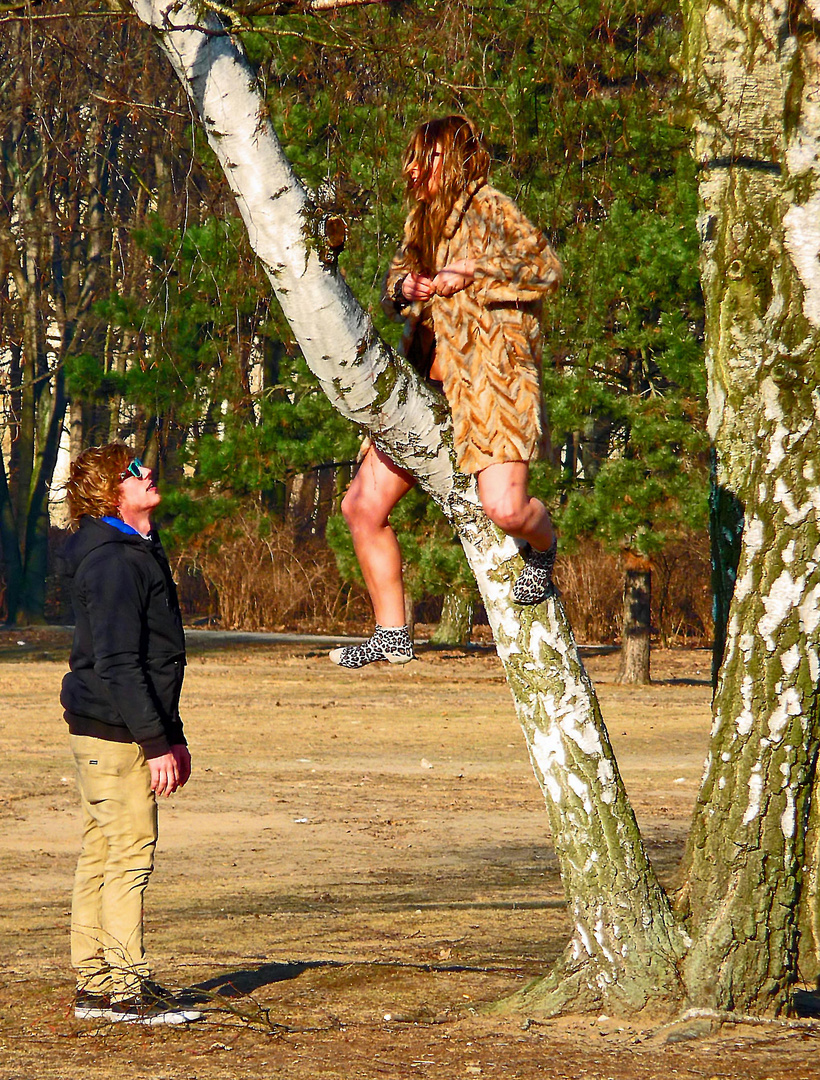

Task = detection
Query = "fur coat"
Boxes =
[383,181,562,474]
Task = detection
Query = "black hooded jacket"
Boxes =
[60,516,187,757]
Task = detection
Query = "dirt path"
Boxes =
[0,637,817,1078]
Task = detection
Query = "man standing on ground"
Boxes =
[61,443,202,1026]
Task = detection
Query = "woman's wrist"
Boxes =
[391,275,411,309]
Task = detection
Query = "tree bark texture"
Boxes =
[680,0,820,1013]
[430,590,474,646]
[130,0,688,1014]
[617,557,652,685]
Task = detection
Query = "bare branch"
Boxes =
[0,0,386,22]
[0,10,117,21]
[248,0,387,10]
[89,91,190,118]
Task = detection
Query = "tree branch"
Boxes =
[252,0,388,10]
[0,9,117,22]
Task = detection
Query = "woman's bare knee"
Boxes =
[340,488,358,527]
[344,484,399,536]
[482,501,529,536]
[343,450,413,534]
[342,492,376,533]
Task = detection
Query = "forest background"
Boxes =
[0,0,710,673]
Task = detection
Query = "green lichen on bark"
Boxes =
[488,600,686,1016]
[681,0,820,1015]
[700,168,785,498]
[681,419,820,1009]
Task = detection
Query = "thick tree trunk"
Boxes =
[430,590,474,646]
[680,0,820,1014]
[130,0,688,1014]
[617,556,652,685]
[403,590,415,641]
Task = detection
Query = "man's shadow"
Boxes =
[179,960,330,1002]
[792,988,820,1018]
[177,955,484,1005]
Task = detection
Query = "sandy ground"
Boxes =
[0,633,818,1079]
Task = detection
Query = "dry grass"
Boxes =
[173,513,370,631]
[42,517,712,645]
[2,642,817,1079]
[556,536,712,646]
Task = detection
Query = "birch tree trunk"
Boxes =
[129,0,688,1014]
[679,0,820,1014]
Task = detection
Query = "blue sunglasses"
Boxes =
[119,458,144,481]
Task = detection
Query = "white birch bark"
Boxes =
[128,0,687,1013]
[680,0,820,1013]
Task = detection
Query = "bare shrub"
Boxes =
[554,535,713,647]
[653,534,713,646]
[174,511,370,631]
[554,541,623,645]
[46,517,712,644]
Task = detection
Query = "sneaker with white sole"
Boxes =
[74,989,111,1020]
[107,990,203,1025]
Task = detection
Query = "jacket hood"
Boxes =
[61,516,150,579]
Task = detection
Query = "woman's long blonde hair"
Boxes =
[401,115,490,275]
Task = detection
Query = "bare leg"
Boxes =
[341,444,416,627]
[476,461,555,551]
[477,461,557,606]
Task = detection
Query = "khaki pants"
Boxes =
[70,735,158,999]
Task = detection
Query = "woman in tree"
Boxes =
[330,115,562,669]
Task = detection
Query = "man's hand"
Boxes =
[172,744,192,787]
[402,272,436,302]
[147,744,191,797]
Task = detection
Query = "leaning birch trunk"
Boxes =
[680,0,820,1014]
[129,0,687,1014]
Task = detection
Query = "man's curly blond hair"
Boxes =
[65,443,133,527]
